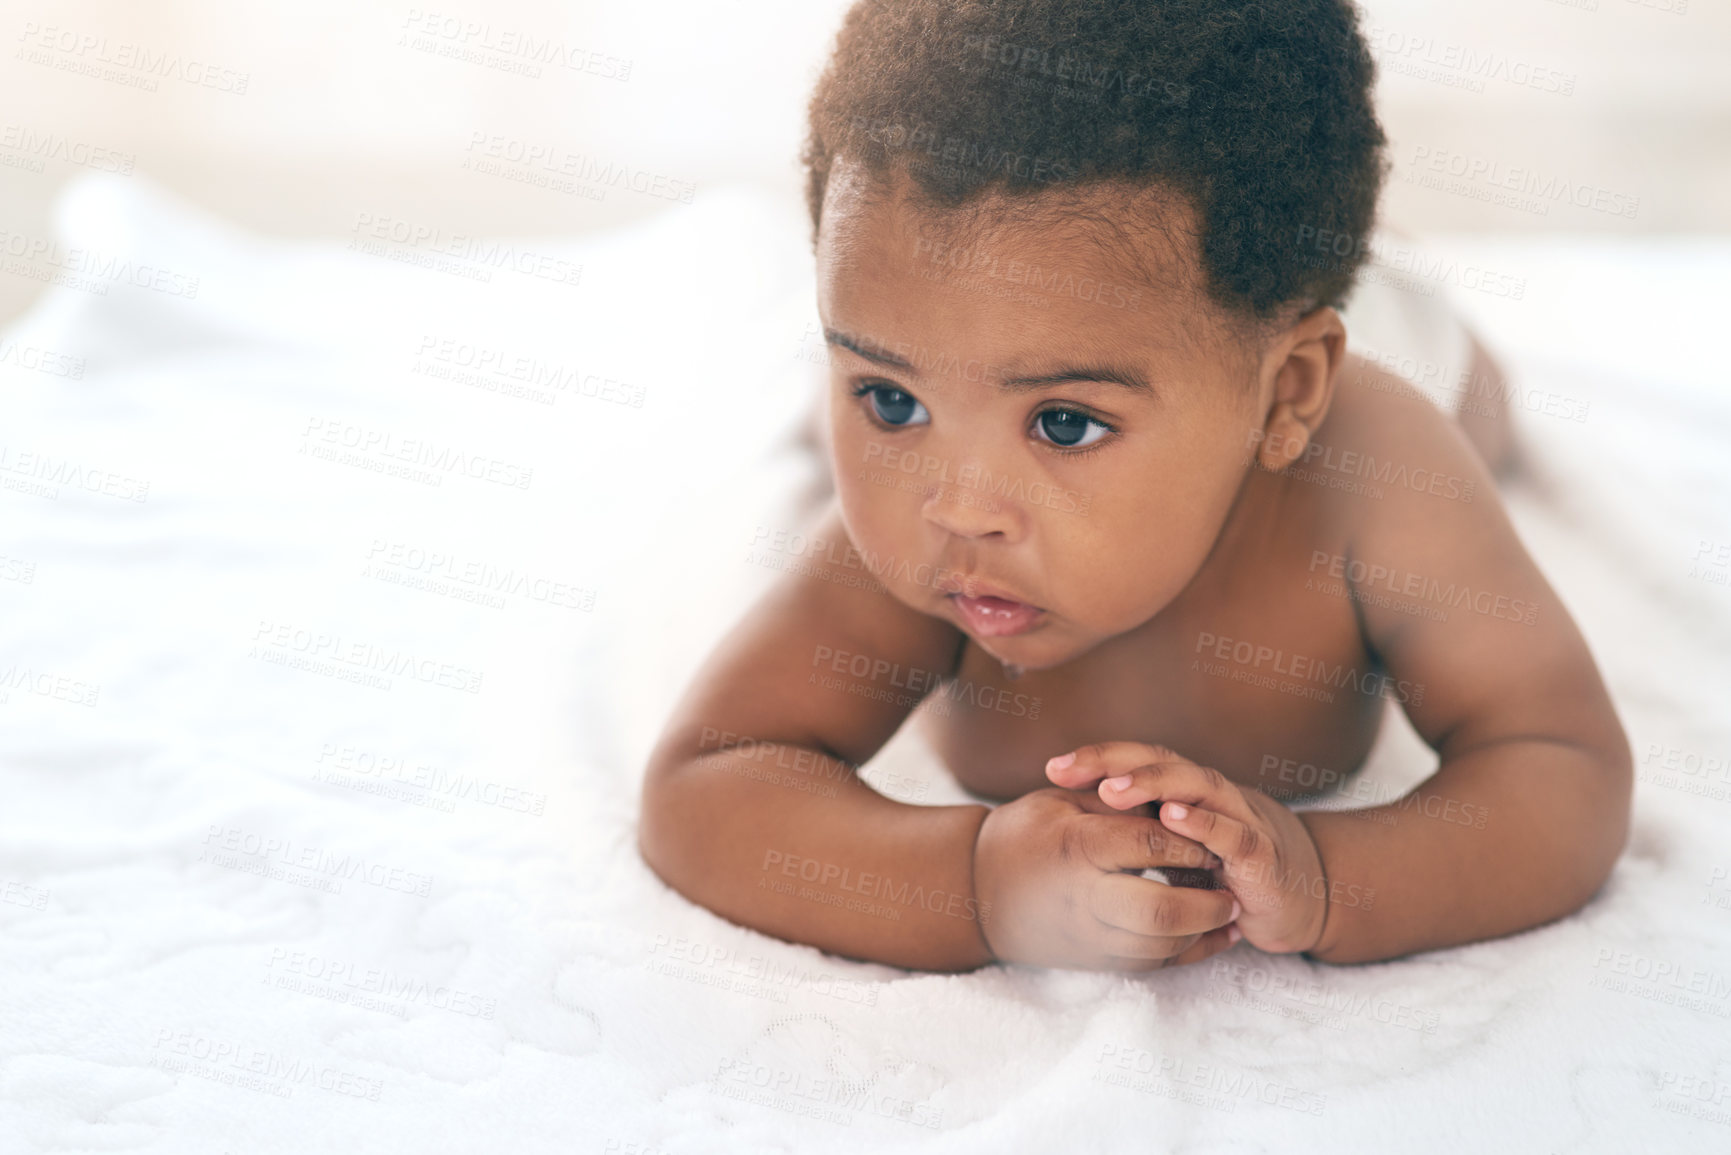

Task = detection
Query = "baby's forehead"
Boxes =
[821,171,1238,363]
[913,191,1195,285]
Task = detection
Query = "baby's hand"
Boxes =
[971,786,1240,972]
[1047,742,1328,955]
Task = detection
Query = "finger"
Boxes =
[1158,803,1270,874]
[1093,872,1240,939]
[1079,812,1222,874]
[1068,785,1155,820]
[1163,922,1243,968]
[1090,922,1198,962]
[1046,740,1178,788]
[1094,934,1201,972]
[1098,761,1261,829]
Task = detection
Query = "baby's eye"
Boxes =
[1034,407,1112,450]
[855,384,929,427]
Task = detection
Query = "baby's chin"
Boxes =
[983,604,1170,675]
[962,622,1093,677]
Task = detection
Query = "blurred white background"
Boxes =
[2,0,1727,326]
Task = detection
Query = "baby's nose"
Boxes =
[919,480,1023,541]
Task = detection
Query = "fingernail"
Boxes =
[1228,926,1242,945]
[1230,900,1242,921]
[1104,774,1132,790]
[1163,802,1188,820]
[1047,752,1075,772]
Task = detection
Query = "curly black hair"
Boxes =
[801,0,1389,322]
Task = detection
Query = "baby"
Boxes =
[638,0,1631,972]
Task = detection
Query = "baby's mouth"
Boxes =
[947,592,1044,638]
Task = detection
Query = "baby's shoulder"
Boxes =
[1309,352,1491,522]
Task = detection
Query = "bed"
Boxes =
[2,172,1728,1153]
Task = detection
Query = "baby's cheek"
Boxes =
[1044,523,1186,634]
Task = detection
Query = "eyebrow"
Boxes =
[823,328,1154,396]
[825,329,914,371]
[1000,366,1153,395]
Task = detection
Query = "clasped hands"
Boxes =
[970,741,1329,971]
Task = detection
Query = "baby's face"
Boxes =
[815,164,1270,673]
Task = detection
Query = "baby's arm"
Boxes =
[639,502,1238,973]
[1295,370,1632,964]
[637,504,993,972]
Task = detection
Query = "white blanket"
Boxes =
[2,174,1728,1153]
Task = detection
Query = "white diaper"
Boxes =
[1337,231,1480,415]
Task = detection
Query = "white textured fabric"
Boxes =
[3,175,1729,1153]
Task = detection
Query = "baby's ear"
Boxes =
[1253,421,1313,473]
[1253,306,1346,472]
